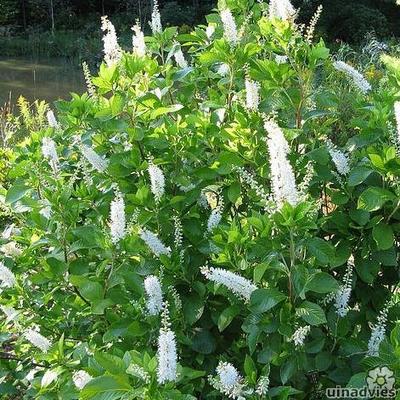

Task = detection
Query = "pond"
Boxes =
[0,57,85,105]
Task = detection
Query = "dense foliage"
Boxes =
[0,0,400,399]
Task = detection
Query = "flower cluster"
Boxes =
[148,161,165,203]
[327,140,350,176]
[42,137,59,173]
[24,329,52,353]
[265,119,299,207]
[209,361,250,400]
[0,262,16,288]
[72,370,92,390]
[82,61,96,98]
[269,0,296,21]
[367,300,391,356]
[110,191,126,244]
[140,228,171,258]
[256,374,270,396]
[144,275,163,316]
[333,61,371,94]
[0,241,22,257]
[291,325,311,347]
[334,262,353,317]
[101,16,122,67]
[207,203,223,233]
[150,0,162,35]
[80,144,109,172]
[46,110,59,129]
[245,78,260,111]
[127,364,150,383]
[132,23,146,57]
[157,305,177,384]
[174,45,188,68]
[201,265,257,302]
[1,305,19,322]
[220,9,238,47]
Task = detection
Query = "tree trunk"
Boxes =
[21,0,27,31]
[50,0,55,35]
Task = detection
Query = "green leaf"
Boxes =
[348,167,372,186]
[183,295,204,326]
[94,352,126,375]
[218,305,240,332]
[306,272,339,294]
[80,375,131,400]
[296,301,327,325]
[191,329,216,354]
[358,187,395,212]
[280,358,297,384]
[227,182,241,203]
[372,223,394,250]
[250,288,286,314]
[306,238,335,265]
[150,104,184,118]
[5,182,29,204]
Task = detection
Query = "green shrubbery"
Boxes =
[0,0,400,399]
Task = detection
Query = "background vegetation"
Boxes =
[1,0,400,60]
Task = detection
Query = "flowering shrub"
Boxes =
[1,0,400,399]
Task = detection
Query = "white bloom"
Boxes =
[39,199,53,219]
[209,361,251,399]
[201,266,256,302]
[144,275,163,316]
[1,224,15,240]
[148,162,165,203]
[334,262,353,317]
[46,110,59,128]
[126,364,150,383]
[275,54,288,64]
[140,228,171,258]
[101,16,122,67]
[132,23,146,57]
[367,302,390,357]
[42,137,59,173]
[333,61,371,94]
[73,370,92,390]
[207,205,223,233]
[0,241,22,257]
[0,262,16,288]
[217,63,230,76]
[1,305,19,322]
[110,191,126,244]
[41,370,58,387]
[269,0,296,20]
[265,120,299,207]
[157,307,177,384]
[236,167,271,207]
[150,0,162,34]
[81,144,109,172]
[206,25,215,39]
[245,78,260,111]
[220,9,238,47]
[218,362,240,390]
[327,140,350,176]
[24,329,52,353]
[25,368,40,382]
[394,101,400,148]
[256,374,270,396]
[82,61,96,98]
[291,325,311,347]
[174,46,188,68]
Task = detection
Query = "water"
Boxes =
[0,57,85,105]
